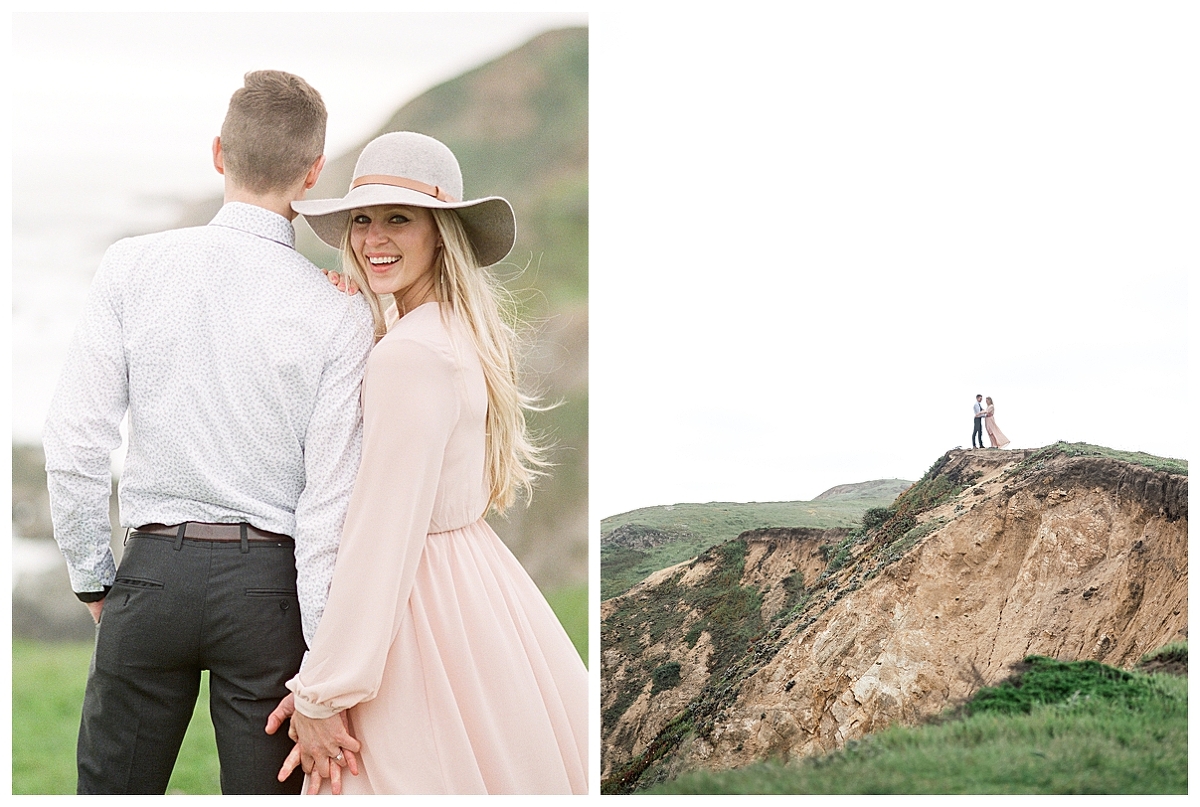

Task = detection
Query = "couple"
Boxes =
[43,71,587,795]
[971,394,1010,449]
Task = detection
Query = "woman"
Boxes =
[982,396,1011,449]
[278,132,587,794]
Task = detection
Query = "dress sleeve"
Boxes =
[287,335,460,718]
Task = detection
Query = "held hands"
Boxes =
[321,268,359,296]
[266,694,361,795]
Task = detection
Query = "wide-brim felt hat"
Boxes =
[293,131,516,267]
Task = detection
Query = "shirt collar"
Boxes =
[209,202,297,249]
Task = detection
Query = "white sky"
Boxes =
[589,5,1195,519]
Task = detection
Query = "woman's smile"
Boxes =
[349,204,440,305]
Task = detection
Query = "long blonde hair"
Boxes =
[340,207,547,513]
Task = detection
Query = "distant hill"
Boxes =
[600,482,912,601]
[813,478,912,502]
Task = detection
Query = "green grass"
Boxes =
[648,657,1187,795]
[12,639,220,794]
[12,582,587,795]
[546,582,588,664]
[1141,641,1187,665]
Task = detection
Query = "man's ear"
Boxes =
[304,155,326,190]
[212,137,225,175]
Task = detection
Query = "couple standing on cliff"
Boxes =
[972,394,1010,449]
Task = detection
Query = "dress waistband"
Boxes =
[428,515,489,536]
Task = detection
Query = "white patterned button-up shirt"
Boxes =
[43,202,374,645]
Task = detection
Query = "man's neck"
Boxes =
[223,184,301,221]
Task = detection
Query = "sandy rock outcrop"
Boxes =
[600,446,1188,789]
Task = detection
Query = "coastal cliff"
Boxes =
[600,444,1188,792]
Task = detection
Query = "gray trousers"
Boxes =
[76,531,307,794]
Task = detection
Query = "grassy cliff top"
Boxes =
[1024,441,1187,476]
[600,484,911,601]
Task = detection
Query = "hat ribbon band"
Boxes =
[350,174,458,203]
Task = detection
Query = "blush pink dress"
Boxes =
[984,405,1011,448]
[287,302,587,794]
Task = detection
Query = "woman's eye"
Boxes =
[351,215,370,225]
[389,215,409,224]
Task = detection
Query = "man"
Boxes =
[43,71,373,794]
[972,394,986,448]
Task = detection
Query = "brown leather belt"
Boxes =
[135,522,291,543]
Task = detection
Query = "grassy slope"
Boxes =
[11,588,587,794]
[650,654,1187,795]
[600,482,911,601]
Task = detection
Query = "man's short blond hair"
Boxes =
[220,70,327,194]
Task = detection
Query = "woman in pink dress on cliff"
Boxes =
[270,132,587,794]
[982,396,1011,448]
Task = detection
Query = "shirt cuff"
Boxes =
[75,586,112,603]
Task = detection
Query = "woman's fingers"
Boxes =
[277,743,302,782]
[306,767,324,796]
[330,759,344,795]
[322,269,360,295]
[341,746,360,776]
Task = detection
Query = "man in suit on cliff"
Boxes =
[972,394,986,449]
[43,70,372,794]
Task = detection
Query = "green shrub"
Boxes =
[968,656,1151,716]
[652,662,683,693]
[861,507,891,530]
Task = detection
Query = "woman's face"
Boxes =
[349,205,440,299]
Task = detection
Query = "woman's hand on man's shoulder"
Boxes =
[321,268,359,296]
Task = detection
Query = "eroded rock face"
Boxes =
[600,448,1188,788]
[604,523,691,551]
